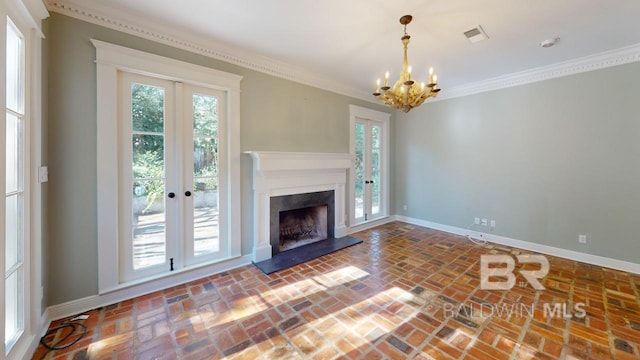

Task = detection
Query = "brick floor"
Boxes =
[32,222,640,359]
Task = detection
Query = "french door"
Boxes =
[5,17,27,353]
[118,72,226,282]
[350,105,389,226]
[354,119,382,223]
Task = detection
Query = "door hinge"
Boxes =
[170,258,174,271]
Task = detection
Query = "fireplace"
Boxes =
[270,190,335,256]
[246,151,351,262]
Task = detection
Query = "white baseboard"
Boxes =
[348,216,396,235]
[396,215,640,275]
[47,255,252,322]
[39,308,51,337]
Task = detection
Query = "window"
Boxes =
[94,40,242,292]
[5,17,25,353]
[349,105,390,226]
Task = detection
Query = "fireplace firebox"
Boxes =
[270,190,335,256]
[279,205,328,250]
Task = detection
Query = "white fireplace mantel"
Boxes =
[245,151,352,262]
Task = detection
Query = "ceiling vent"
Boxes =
[464,25,489,43]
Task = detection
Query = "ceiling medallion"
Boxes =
[373,15,441,113]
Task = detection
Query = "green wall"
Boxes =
[395,62,640,264]
[45,13,394,305]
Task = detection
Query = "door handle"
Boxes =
[185,191,192,197]
[365,180,370,184]
[168,192,175,198]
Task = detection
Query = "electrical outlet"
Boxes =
[481,218,488,226]
[403,204,408,211]
[578,234,587,244]
[474,217,480,225]
[490,220,496,228]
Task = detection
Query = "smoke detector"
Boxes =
[464,25,489,43]
[539,37,559,48]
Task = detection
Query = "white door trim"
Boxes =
[94,40,242,294]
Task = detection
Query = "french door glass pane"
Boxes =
[5,270,22,348]
[371,125,381,215]
[132,84,164,132]
[133,224,166,269]
[193,95,217,136]
[193,138,216,176]
[130,83,167,269]
[5,194,20,271]
[6,112,19,193]
[133,180,165,226]
[132,134,165,177]
[371,124,380,148]
[192,94,218,256]
[354,122,365,219]
[193,179,219,255]
[6,21,22,113]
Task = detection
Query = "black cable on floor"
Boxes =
[38,321,87,360]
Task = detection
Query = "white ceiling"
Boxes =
[51,0,640,99]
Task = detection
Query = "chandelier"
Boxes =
[373,15,440,113]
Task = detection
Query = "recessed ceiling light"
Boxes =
[464,25,489,43]
[539,37,559,48]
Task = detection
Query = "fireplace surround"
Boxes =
[246,151,351,262]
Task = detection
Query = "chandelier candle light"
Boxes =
[373,15,441,113]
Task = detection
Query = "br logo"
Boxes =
[480,254,549,290]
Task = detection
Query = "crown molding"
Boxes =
[437,42,640,101]
[45,0,374,103]
[22,0,49,23]
[46,0,640,106]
